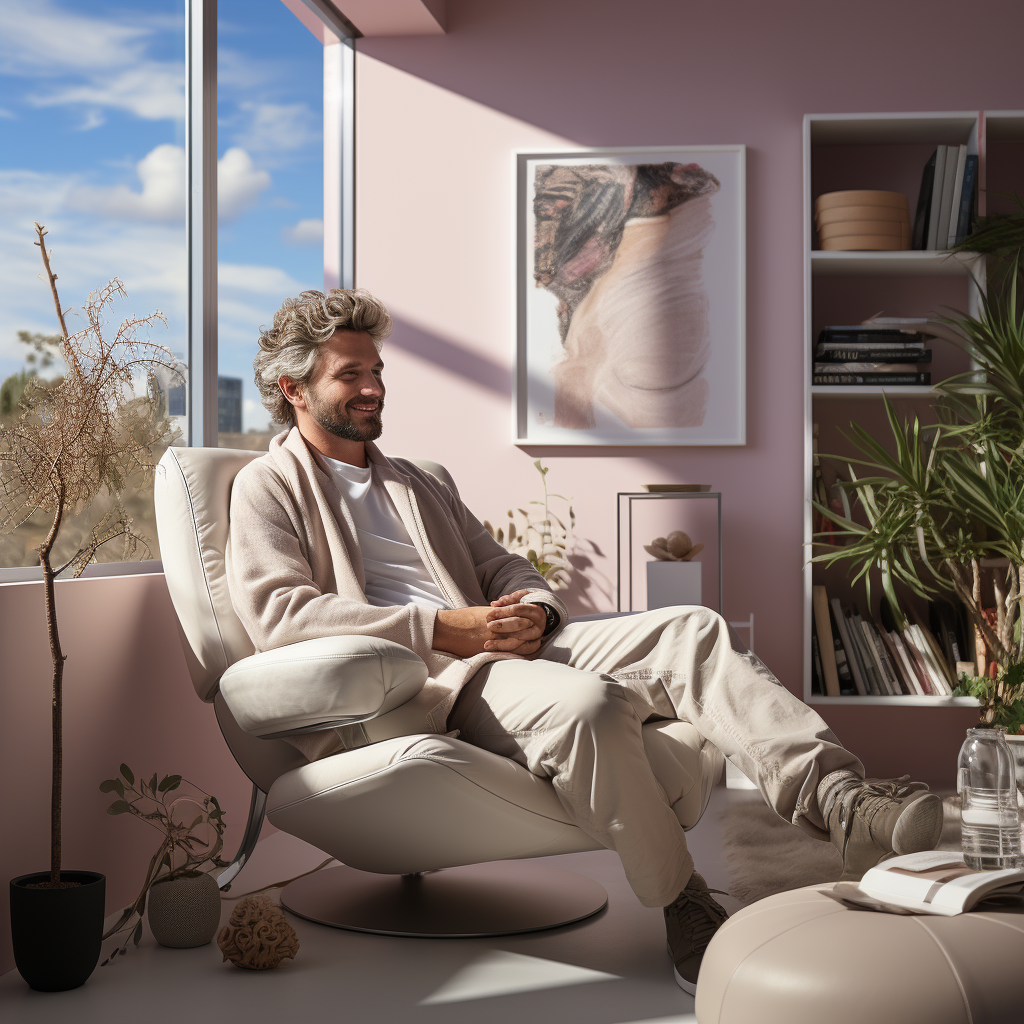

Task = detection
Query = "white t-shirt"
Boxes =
[321,455,450,611]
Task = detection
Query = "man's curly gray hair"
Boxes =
[254,288,393,426]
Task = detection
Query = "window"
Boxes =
[0,0,187,572]
[217,0,327,451]
[0,0,353,577]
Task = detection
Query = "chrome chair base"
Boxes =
[280,859,608,938]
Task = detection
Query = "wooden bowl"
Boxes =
[820,233,908,251]
[818,220,906,241]
[816,204,910,227]
[815,190,908,213]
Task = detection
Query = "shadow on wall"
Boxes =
[387,316,511,397]
[565,538,615,615]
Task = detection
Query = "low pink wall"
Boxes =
[0,574,264,977]
[354,0,1020,784]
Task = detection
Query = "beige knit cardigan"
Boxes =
[225,427,566,759]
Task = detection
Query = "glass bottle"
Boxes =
[958,727,1023,870]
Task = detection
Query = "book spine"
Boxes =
[812,585,841,697]
[811,634,823,695]
[831,598,867,695]
[925,146,948,249]
[814,350,932,363]
[934,145,960,249]
[813,374,931,385]
[851,613,883,695]
[891,633,924,695]
[828,602,857,695]
[955,155,978,244]
[912,150,937,250]
[818,331,924,344]
[946,145,968,248]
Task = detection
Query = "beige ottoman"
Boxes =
[696,883,1024,1024]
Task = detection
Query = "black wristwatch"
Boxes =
[541,603,561,637]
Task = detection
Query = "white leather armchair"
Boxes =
[154,445,724,936]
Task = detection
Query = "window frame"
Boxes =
[0,0,356,584]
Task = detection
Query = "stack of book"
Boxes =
[911,144,977,250]
[814,318,932,386]
[811,586,967,698]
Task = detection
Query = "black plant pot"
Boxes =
[10,871,105,992]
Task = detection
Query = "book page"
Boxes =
[858,851,1024,915]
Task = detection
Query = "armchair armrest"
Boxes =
[218,636,428,739]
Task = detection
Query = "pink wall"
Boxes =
[0,574,265,976]
[354,0,1021,782]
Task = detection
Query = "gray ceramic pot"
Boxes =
[147,872,222,948]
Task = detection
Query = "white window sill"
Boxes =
[0,561,163,585]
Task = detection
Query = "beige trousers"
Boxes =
[447,606,863,908]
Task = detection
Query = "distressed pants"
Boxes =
[448,606,863,908]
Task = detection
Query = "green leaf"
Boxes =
[158,774,181,793]
[99,779,125,796]
[120,763,134,785]
[107,800,131,815]
[149,773,158,794]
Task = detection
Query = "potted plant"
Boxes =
[2,226,180,991]
[484,459,575,589]
[810,246,1023,693]
[99,766,228,960]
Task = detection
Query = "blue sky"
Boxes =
[0,0,325,431]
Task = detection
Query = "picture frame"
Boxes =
[514,146,746,446]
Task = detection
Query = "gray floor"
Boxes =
[1,785,759,1024]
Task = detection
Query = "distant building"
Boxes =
[218,376,243,434]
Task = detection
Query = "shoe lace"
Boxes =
[668,886,730,954]
[827,774,927,866]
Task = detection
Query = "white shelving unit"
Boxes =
[802,110,1023,707]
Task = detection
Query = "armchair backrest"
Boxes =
[154,442,459,702]
[155,445,261,702]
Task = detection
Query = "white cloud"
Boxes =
[65,145,270,223]
[233,102,320,163]
[284,218,323,246]
[0,107,16,120]
[0,0,185,122]
[0,0,150,75]
[33,65,185,122]
[217,149,272,221]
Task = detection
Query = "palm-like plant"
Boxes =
[812,251,1024,681]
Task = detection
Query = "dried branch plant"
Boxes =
[0,225,182,885]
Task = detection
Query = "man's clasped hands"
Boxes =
[431,589,549,659]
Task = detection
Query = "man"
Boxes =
[226,288,944,995]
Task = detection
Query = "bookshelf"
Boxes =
[802,110,1024,707]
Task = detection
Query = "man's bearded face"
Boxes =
[303,375,384,442]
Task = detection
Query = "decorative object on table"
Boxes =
[644,531,704,561]
[484,459,574,590]
[957,728,1022,870]
[811,249,1024,681]
[814,190,910,251]
[2,226,180,993]
[217,896,300,970]
[98,766,228,961]
[646,532,705,609]
[618,490,721,612]
[642,483,711,492]
[514,146,746,446]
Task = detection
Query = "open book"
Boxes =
[829,850,1024,916]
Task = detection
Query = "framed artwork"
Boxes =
[514,146,745,446]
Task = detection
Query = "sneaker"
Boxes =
[817,770,944,881]
[664,871,729,995]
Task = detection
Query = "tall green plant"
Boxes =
[812,251,1024,670]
